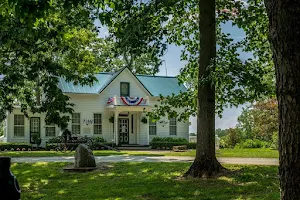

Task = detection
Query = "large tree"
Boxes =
[264,0,300,198]
[184,0,225,177]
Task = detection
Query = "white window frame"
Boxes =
[149,120,157,135]
[14,115,25,137]
[120,82,130,96]
[72,113,81,135]
[169,118,177,135]
[93,113,102,135]
[45,121,56,137]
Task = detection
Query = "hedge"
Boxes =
[45,142,117,151]
[0,142,32,151]
[150,142,196,150]
[151,137,188,143]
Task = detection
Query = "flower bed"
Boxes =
[0,142,32,151]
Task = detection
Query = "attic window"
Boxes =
[120,82,130,96]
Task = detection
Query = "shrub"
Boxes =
[150,137,193,150]
[48,136,64,143]
[151,137,188,143]
[219,138,228,149]
[93,136,106,143]
[187,143,196,149]
[222,128,242,148]
[0,142,32,151]
[150,141,196,150]
[45,143,78,151]
[45,141,114,151]
[86,136,107,149]
[235,139,271,149]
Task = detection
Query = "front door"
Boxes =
[119,118,129,144]
[30,117,40,143]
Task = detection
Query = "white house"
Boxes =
[2,67,189,147]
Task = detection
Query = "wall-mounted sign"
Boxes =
[83,119,94,125]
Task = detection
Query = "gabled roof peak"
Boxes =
[59,67,186,96]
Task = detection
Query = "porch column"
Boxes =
[147,115,150,145]
[114,111,119,145]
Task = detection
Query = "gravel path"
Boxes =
[10,156,279,165]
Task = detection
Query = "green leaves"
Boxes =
[106,0,274,121]
[0,2,99,127]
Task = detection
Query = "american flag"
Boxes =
[107,97,114,104]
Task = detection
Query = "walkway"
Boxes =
[11,156,279,165]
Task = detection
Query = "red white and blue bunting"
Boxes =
[107,97,114,104]
[121,97,144,106]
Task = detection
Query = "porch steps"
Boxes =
[118,145,151,150]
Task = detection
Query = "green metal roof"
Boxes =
[58,69,187,96]
[58,73,113,94]
[136,75,187,96]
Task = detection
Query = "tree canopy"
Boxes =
[0,0,162,127]
[0,3,101,127]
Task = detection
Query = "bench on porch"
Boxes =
[172,145,187,152]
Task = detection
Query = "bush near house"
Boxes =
[45,142,116,151]
[150,137,196,150]
[0,142,32,151]
[45,136,116,151]
[151,137,188,143]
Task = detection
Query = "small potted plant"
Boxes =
[109,116,114,123]
[141,116,148,124]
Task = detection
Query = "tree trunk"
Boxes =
[264,0,300,199]
[184,0,225,178]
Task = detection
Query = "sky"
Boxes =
[96,20,250,133]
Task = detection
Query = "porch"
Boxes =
[106,96,151,146]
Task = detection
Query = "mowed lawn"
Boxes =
[12,162,279,200]
[0,148,279,158]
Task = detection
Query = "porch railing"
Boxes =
[107,95,149,106]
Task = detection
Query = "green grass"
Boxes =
[12,162,279,200]
[217,148,279,158]
[0,148,279,158]
[158,149,279,158]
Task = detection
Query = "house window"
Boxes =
[169,118,177,135]
[94,113,102,134]
[120,82,130,96]
[72,113,81,134]
[45,121,56,137]
[14,115,25,137]
[149,120,157,135]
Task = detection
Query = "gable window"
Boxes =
[120,82,130,96]
[14,115,25,137]
[149,120,157,135]
[94,113,102,134]
[169,118,177,135]
[72,113,81,134]
[45,121,56,137]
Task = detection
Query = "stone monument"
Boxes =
[74,144,96,168]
